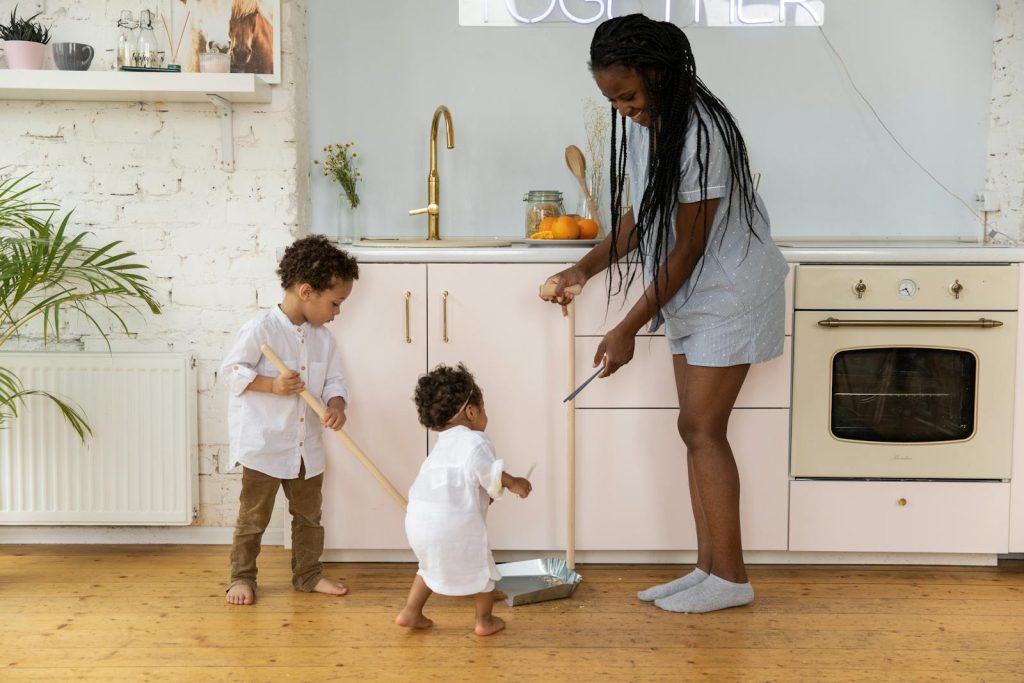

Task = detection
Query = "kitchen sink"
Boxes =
[355,238,512,248]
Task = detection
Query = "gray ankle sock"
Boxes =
[654,574,754,613]
[637,568,708,602]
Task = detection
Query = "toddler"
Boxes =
[223,235,358,605]
[396,363,532,636]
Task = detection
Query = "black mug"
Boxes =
[53,42,94,71]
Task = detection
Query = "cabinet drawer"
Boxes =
[574,336,791,408]
[576,409,789,551]
[789,480,1010,553]
[575,265,794,336]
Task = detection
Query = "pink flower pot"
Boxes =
[3,40,47,69]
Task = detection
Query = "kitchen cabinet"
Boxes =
[1011,270,1024,552]
[572,267,794,551]
[575,264,795,337]
[573,336,791,409]
[576,409,790,550]
[425,263,571,550]
[321,263,427,550]
[790,480,1011,554]
[314,262,572,552]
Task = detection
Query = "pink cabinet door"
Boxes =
[790,480,1010,553]
[319,263,428,550]
[428,263,572,550]
[573,336,791,409]
[575,408,789,551]
[1012,264,1024,552]
[575,265,794,336]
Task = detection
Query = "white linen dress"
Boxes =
[404,425,505,596]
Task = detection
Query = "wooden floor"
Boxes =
[0,546,1022,681]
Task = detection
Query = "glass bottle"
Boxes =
[115,11,136,69]
[523,190,565,236]
[135,10,159,68]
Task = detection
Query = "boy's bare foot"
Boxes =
[474,615,505,636]
[226,583,255,605]
[312,577,348,596]
[395,608,434,629]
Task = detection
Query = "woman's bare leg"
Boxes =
[675,359,750,582]
[655,359,756,612]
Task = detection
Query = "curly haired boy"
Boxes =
[222,235,359,605]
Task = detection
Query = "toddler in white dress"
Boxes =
[396,363,532,636]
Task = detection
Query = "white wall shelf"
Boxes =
[0,70,271,103]
[0,70,272,172]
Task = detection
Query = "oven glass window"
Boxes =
[830,348,976,443]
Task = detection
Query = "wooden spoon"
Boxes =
[564,145,601,229]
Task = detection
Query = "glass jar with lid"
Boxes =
[523,190,565,236]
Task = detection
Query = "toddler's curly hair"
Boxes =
[277,235,359,291]
[414,363,484,430]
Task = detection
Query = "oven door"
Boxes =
[791,310,1016,479]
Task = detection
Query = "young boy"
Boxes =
[222,235,358,606]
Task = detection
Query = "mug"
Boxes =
[52,42,94,71]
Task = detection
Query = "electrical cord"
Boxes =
[816,25,984,227]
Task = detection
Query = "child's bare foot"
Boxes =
[474,615,505,636]
[226,583,255,605]
[395,608,434,629]
[312,577,348,596]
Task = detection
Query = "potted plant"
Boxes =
[0,171,161,439]
[0,6,53,70]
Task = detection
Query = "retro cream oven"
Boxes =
[791,264,1018,480]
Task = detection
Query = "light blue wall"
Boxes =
[308,0,995,240]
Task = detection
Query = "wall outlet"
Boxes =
[975,191,1001,212]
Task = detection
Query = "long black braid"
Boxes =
[589,14,763,309]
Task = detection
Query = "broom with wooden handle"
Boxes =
[259,344,408,510]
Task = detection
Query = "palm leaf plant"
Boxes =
[0,172,161,440]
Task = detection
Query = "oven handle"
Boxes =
[817,317,1004,328]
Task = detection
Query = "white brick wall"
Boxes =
[0,0,310,528]
[987,1,1024,243]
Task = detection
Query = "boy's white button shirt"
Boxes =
[221,306,349,479]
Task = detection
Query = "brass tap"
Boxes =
[409,105,454,241]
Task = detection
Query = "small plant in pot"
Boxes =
[0,6,53,70]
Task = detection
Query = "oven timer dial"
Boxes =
[897,279,918,298]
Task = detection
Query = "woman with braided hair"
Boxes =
[541,13,788,613]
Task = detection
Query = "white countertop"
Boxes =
[344,239,1024,264]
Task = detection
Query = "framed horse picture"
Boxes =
[168,0,281,83]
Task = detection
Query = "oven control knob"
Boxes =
[853,279,867,299]
[949,279,963,299]
[897,279,917,298]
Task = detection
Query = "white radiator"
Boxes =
[0,352,197,525]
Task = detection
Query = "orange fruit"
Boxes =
[537,216,557,234]
[529,230,554,240]
[552,215,580,240]
[577,218,599,239]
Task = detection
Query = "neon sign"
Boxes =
[459,0,825,27]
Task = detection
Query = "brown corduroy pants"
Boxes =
[228,462,325,593]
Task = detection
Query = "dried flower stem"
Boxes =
[583,96,609,226]
[315,142,363,209]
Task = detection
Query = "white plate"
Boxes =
[517,239,602,247]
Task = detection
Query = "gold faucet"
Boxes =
[409,105,454,241]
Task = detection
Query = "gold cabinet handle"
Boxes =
[441,290,449,343]
[897,497,908,507]
[404,291,412,344]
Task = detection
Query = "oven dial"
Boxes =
[897,278,918,298]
